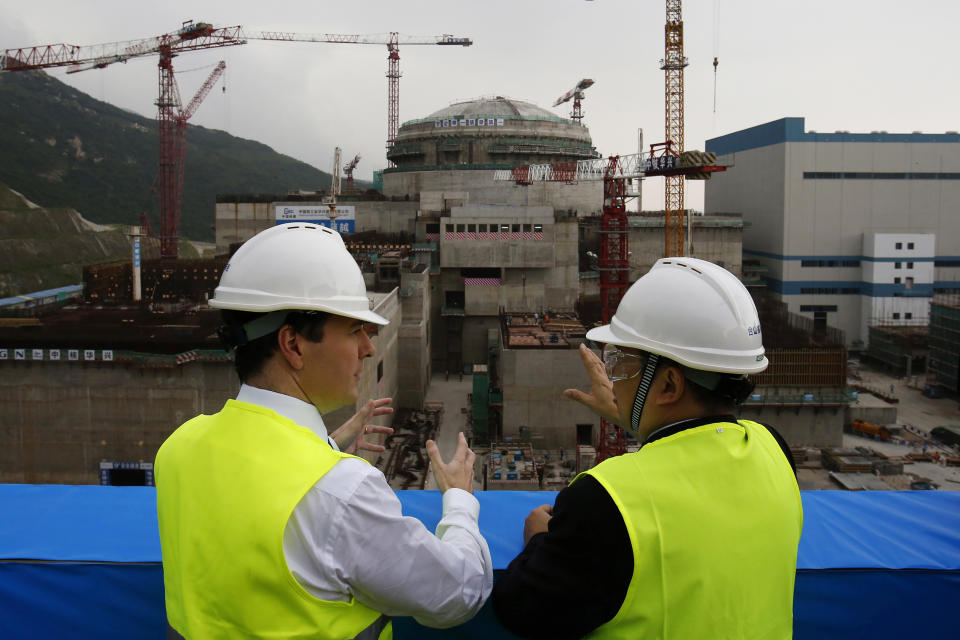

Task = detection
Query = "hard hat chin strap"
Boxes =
[629,354,660,434]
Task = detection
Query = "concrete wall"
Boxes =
[0,292,402,483]
[383,169,602,215]
[0,360,239,484]
[397,267,431,409]
[500,346,600,450]
[580,216,744,281]
[738,404,844,447]
[215,200,420,254]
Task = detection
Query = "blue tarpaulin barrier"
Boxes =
[1,485,958,639]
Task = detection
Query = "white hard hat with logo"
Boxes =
[586,257,767,374]
[210,223,388,326]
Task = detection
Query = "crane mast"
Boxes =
[3,23,471,258]
[662,0,689,257]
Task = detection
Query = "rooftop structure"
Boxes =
[382,96,602,213]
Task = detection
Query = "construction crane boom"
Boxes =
[1,24,245,73]
[553,78,594,123]
[343,154,361,193]
[244,30,471,164]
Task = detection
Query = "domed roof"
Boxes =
[427,96,559,120]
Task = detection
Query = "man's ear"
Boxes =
[276,324,305,370]
[653,365,686,406]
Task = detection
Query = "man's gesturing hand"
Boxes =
[331,397,394,455]
[426,432,476,494]
[563,343,619,424]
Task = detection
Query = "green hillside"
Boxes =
[0,70,359,242]
[0,184,142,297]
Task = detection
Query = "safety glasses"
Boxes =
[602,345,646,382]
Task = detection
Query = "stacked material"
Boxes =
[821,448,874,473]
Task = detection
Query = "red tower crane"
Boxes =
[343,154,362,194]
[2,21,245,258]
[495,150,723,461]
[3,23,471,256]
[553,78,595,123]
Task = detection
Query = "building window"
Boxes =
[467,224,476,232]
[533,224,543,233]
[893,313,901,320]
[905,312,913,319]
[477,224,487,232]
[445,224,453,232]
[523,224,532,232]
[894,262,902,269]
[511,224,521,232]
[427,223,440,234]
[907,262,914,269]
[456,224,465,233]
[894,277,901,284]
[907,242,915,249]
[501,224,510,233]
[895,242,903,249]
[905,277,914,289]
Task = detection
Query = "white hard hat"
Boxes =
[210,223,388,326]
[586,257,767,374]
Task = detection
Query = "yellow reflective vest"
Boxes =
[155,399,391,640]
[580,419,802,639]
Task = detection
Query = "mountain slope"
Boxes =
[0,184,147,298]
[0,70,350,242]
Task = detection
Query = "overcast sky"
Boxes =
[3,0,958,211]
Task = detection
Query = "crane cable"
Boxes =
[713,0,720,114]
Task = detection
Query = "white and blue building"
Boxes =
[705,117,960,346]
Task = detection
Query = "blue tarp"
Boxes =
[1,485,959,639]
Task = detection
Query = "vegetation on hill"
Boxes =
[0,184,141,297]
[0,70,361,242]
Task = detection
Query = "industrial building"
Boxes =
[705,117,960,348]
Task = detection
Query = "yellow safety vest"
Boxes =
[155,399,391,640]
[580,419,802,639]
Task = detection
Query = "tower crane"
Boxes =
[662,0,689,258]
[247,31,472,166]
[495,149,722,461]
[2,22,471,257]
[553,78,595,123]
[343,154,362,194]
[2,22,244,258]
[324,147,343,218]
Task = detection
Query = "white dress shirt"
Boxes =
[235,384,493,628]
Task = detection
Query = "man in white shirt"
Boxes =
[155,223,491,639]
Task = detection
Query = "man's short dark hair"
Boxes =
[219,310,330,382]
[661,358,754,414]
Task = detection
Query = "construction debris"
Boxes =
[376,403,443,490]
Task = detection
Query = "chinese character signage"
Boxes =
[275,205,356,233]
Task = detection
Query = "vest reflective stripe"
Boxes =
[156,399,389,640]
[581,419,802,640]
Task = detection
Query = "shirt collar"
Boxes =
[236,383,333,446]
[642,414,739,447]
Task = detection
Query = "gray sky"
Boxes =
[3,1,958,211]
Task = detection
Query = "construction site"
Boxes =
[2,3,960,639]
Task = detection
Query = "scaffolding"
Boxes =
[864,323,929,376]
[929,295,960,397]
